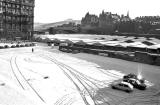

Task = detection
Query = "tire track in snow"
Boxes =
[39,54,96,105]
[37,51,157,105]
[54,93,77,105]
[10,55,46,103]
[38,53,119,105]
[38,52,128,103]
[10,56,25,90]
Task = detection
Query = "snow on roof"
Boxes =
[100,41,120,46]
[39,34,160,49]
[148,44,160,49]
[127,42,148,48]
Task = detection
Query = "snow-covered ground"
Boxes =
[0,44,159,105]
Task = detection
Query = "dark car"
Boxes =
[123,73,145,83]
[123,73,137,79]
[123,78,146,90]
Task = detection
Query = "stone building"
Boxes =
[134,16,160,34]
[81,12,99,27]
[117,12,136,33]
[98,11,120,34]
[81,12,99,34]
[0,0,35,40]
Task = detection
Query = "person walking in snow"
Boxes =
[32,48,34,53]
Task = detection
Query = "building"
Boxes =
[81,12,99,27]
[81,12,99,34]
[0,0,35,40]
[98,11,120,34]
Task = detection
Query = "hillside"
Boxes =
[34,19,81,31]
[34,22,46,27]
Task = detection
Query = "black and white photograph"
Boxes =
[0,0,160,105]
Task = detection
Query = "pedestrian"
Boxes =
[32,48,34,53]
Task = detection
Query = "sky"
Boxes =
[34,0,160,23]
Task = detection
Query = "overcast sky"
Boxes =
[34,0,160,23]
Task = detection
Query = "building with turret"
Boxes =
[0,0,35,40]
[81,12,99,27]
[98,11,120,34]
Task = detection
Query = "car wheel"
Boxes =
[112,86,116,89]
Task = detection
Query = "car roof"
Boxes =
[127,73,137,76]
[128,78,137,81]
[121,81,133,88]
[127,78,141,83]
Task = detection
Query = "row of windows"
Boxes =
[0,21,2,29]
[3,9,33,15]
[0,1,34,17]
[22,0,34,4]
[3,0,34,4]
[1,3,33,10]
[3,16,33,23]
[3,0,21,3]
[6,24,20,30]
[3,24,32,30]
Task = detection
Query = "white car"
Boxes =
[123,78,147,90]
[111,81,134,93]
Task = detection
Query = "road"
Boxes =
[0,43,159,105]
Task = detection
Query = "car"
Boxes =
[123,73,145,83]
[123,73,137,79]
[123,78,146,90]
[111,81,133,93]
[11,45,16,48]
[71,49,80,54]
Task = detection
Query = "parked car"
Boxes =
[123,78,147,90]
[20,44,25,47]
[4,45,9,48]
[16,44,20,47]
[11,45,16,48]
[111,81,133,93]
[71,49,80,54]
[123,73,145,83]
[25,43,29,47]
[123,73,137,79]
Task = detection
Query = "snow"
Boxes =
[0,45,156,105]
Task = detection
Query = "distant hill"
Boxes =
[34,22,46,27]
[34,19,81,31]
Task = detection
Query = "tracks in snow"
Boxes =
[10,55,46,103]
[38,51,160,105]
[9,50,160,105]
[38,52,121,105]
